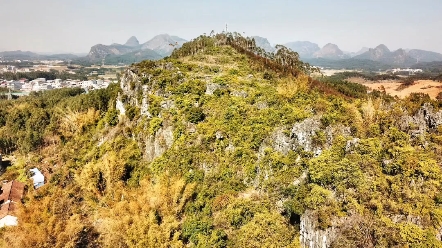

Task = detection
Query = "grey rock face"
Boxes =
[293,170,308,186]
[140,85,152,117]
[160,100,175,110]
[145,125,174,163]
[162,62,175,71]
[300,210,337,248]
[255,101,268,110]
[399,103,442,136]
[187,123,197,133]
[345,138,360,154]
[391,215,423,226]
[230,90,248,98]
[205,83,222,95]
[116,93,126,115]
[419,103,442,129]
[325,125,351,148]
[271,129,294,155]
[120,69,142,106]
[225,143,235,152]
[291,117,321,153]
[268,118,350,157]
[382,159,393,166]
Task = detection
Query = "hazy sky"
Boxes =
[1,0,441,54]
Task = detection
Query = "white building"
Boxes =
[22,82,34,92]
[6,81,23,90]
[391,68,423,74]
[35,78,46,83]
[33,82,53,91]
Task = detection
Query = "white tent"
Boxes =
[30,168,44,189]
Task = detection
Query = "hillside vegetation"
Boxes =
[1,33,442,247]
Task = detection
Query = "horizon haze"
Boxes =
[1,0,441,54]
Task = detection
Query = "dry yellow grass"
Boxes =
[363,80,442,99]
[277,74,309,98]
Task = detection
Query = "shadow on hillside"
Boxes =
[0,160,12,175]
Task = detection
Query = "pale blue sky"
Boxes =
[1,0,441,53]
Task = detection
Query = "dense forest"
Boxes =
[1,33,442,247]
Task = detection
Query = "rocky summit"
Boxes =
[284,41,321,59]
[124,36,140,47]
[354,44,416,66]
[313,43,345,59]
[252,36,275,53]
[141,34,187,56]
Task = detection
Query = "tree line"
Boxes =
[171,32,319,77]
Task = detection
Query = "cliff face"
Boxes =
[398,103,442,137]
[300,211,337,248]
[119,63,178,162]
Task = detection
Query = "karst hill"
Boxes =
[1,32,442,247]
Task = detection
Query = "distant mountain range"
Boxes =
[249,38,442,67]
[313,43,345,60]
[252,36,275,53]
[346,47,369,58]
[284,41,320,59]
[141,34,187,56]
[86,34,187,63]
[353,45,416,66]
[407,49,442,63]
[250,38,442,68]
[0,50,79,61]
[0,34,188,65]
[2,33,442,68]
